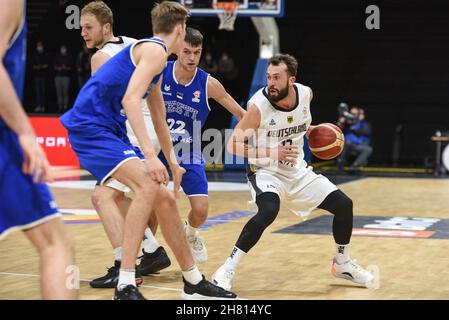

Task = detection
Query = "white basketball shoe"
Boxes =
[331,258,374,287]
[212,264,235,291]
[185,222,208,264]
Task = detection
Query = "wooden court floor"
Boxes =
[1,175,449,300]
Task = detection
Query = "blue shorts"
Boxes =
[159,154,208,196]
[0,128,60,240]
[67,129,143,185]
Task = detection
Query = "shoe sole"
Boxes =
[332,270,373,287]
[181,292,239,300]
[90,279,143,289]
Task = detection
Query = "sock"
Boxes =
[335,244,350,264]
[143,228,160,254]
[114,247,122,262]
[224,246,245,270]
[186,221,198,237]
[182,265,202,285]
[117,269,135,290]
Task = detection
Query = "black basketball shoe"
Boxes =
[113,285,146,300]
[89,261,143,288]
[181,275,238,300]
[137,247,171,276]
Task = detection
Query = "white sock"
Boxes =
[224,246,245,270]
[182,265,202,285]
[186,221,198,237]
[143,228,159,254]
[335,244,350,264]
[117,269,135,290]
[114,247,122,262]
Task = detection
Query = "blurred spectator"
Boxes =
[200,52,218,74]
[32,41,50,112]
[217,52,238,81]
[54,44,74,113]
[76,44,92,89]
[337,107,373,172]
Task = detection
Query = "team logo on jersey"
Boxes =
[303,106,308,117]
[269,119,277,126]
[192,90,201,103]
[176,92,184,100]
[287,116,294,123]
[164,84,171,91]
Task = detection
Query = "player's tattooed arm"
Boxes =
[228,103,269,159]
[207,76,246,121]
[228,103,299,162]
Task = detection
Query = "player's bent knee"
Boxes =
[254,192,281,228]
[191,201,208,220]
[330,191,353,219]
[91,186,118,209]
[157,186,176,203]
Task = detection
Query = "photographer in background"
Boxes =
[337,104,373,172]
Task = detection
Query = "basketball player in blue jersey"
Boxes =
[76,1,170,289]
[137,27,245,266]
[0,0,77,299]
[61,1,236,300]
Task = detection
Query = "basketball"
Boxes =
[308,123,345,160]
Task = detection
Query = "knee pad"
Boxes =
[253,192,281,229]
[320,190,353,220]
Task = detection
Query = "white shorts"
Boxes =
[104,115,161,193]
[247,167,338,218]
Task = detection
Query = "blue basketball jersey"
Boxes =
[161,61,210,164]
[0,15,26,128]
[60,37,166,136]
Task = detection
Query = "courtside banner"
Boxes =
[30,117,80,167]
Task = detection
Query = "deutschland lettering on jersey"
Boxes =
[267,123,308,138]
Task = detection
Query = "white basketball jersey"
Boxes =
[248,83,312,178]
[99,36,136,57]
[98,36,150,116]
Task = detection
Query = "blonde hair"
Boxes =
[151,1,190,34]
[81,1,114,27]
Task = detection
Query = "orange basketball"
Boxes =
[308,123,345,160]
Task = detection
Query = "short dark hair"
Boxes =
[185,27,203,46]
[268,54,298,77]
[151,1,190,34]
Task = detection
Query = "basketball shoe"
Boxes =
[211,264,235,291]
[136,247,171,276]
[331,258,374,287]
[90,261,142,288]
[181,275,238,300]
[113,285,146,300]
[185,222,208,264]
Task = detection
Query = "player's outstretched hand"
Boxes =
[170,164,186,199]
[146,156,170,184]
[18,134,53,183]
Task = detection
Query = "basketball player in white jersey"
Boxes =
[212,54,374,291]
[79,1,170,289]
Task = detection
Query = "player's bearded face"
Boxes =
[81,14,105,49]
[268,79,289,102]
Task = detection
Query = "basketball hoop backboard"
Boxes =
[178,0,285,17]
